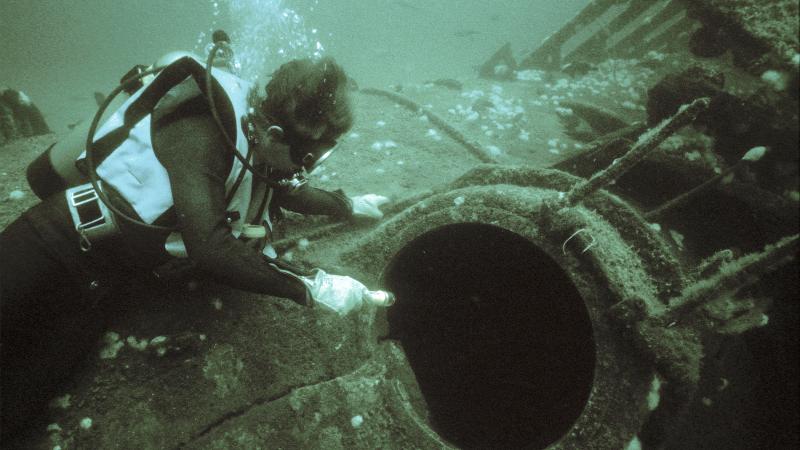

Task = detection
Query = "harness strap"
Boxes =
[87,56,237,169]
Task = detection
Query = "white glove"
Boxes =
[350,194,390,220]
[301,269,367,315]
[300,269,395,315]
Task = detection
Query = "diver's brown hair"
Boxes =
[259,56,353,140]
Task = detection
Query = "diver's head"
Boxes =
[251,57,353,177]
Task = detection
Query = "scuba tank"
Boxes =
[30,31,265,239]
[24,47,230,200]
[25,64,150,199]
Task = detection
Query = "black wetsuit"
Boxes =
[0,78,352,438]
[147,78,352,297]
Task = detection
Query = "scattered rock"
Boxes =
[0,88,50,145]
[7,190,25,201]
[79,417,93,430]
[350,414,364,428]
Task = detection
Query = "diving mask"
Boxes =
[265,124,338,172]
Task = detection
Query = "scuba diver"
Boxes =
[0,35,392,438]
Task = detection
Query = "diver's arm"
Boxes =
[151,92,308,303]
[276,185,353,219]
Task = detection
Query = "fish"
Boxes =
[454,29,481,38]
[425,79,463,91]
[392,0,422,11]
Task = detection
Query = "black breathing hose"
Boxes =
[204,40,311,192]
[84,65,173,231]
[203,41,279,186]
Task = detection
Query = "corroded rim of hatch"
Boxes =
[347,179,668,449]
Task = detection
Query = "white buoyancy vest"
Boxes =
[82,57,275,258]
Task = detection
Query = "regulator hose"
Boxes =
[204,40,275,185]
[204,40,305,191]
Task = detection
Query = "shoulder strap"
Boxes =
[87,56,233,168]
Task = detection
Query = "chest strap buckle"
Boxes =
[66,182,120,251]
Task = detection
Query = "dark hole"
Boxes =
[384,223,596,449]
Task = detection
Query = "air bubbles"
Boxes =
[204,0,328,84]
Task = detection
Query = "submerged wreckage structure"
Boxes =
[519,0,798,75]
[10,0,797,449]
[28,99,797,449]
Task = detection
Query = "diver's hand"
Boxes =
[301,269,367,315]
[300,269,395,315]
[350,194,390,220]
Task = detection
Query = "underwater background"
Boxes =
[1,0,587,132]
[1,0,798,449]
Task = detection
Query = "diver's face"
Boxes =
[254,119,337,174]
[254,124,298,174]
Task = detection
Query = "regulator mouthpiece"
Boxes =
[274,170,309,193]
[363,290,396,307]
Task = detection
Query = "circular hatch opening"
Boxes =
[384,223,596,449]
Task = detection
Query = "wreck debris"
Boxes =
[519,0,798,76]
[692,249,735,279]
[560,61,597,78]
[520,0,691,70]
[477,42,518,80]
[561,97,710,206]
[557,100,631,143]
[553,124,645,177]
[646,64,798,192]
[664,234,798,322]
[688,25,729,58]
[644,146,768,220]
[360,88,498,164]
[645,65,724,127]
[565,0,652,64]
[609,1,686,60]
[519,0,620,70]
[645,15,695,56]
[683,0,799,73]
[554,57,794,238]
